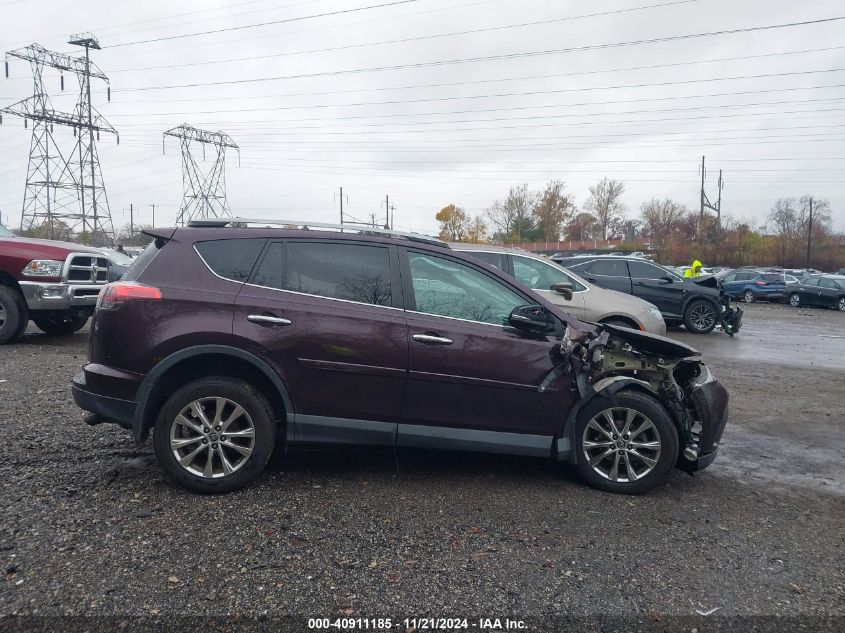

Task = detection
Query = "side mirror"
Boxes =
[508,305,556,334]
[659,275,674,284]
[551,281,574,301]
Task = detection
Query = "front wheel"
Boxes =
[743,289,755,303]
[837,297,845,312]
[0,286,28,345]
[152,377,276,493]
[683,299,717,334]
[573,390,679,494]
[788,293,800,308]
[33,313,88,335]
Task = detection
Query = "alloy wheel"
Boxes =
[689,303,716,332]
[170,397,256,478]
[789,294,800,307]
[581,407,662,483]
[743,290,754,303]
[838,297,845,312]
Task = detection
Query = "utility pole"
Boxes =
[129,203,133,240]
[334,187,348,225]
[698,155,723,247]
[806,197,813,270]
[149,203,156,228]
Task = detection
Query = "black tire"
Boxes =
[0,286,28,345]
[742,289,755,303]
[683,299,717,334]
[836,296,845,312]
[152,377,276,493]
[32,313,88,336]
[573,390,679,494]
[788,293,800,308]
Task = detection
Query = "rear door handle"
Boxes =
[247,314,292,326]
[412,333,453,345]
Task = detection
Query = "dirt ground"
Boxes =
[0,302,843,630]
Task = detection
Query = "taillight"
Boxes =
[754,281,766,287]
[97,282,162,310]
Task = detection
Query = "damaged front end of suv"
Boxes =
[694,274,744,337]
[553,322,729,478]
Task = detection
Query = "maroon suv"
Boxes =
[72,220,728,494]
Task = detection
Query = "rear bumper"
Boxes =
[20,281,104,311]
[71,370,137,431]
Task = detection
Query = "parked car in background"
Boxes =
[454,244,666,334]
[837,268,845,276]
[553,255,742,335]
[784,274,800,287]
[720,271,786,303]
[100,248,134,281]
[787,275,845,311]
[0,232,109,343]
[72,219,730,495]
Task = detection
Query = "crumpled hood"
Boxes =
[691,274,720,289]
[600,322,701,359]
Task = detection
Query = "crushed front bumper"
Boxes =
[678,367,729,472]
[721,303,743,336]
[20,281,104,311]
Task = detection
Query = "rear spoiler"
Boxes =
[141,227,177,243]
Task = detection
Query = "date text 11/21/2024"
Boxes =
[307,618,528,630]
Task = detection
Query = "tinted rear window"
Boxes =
[122,240,163,282]
[587,259,629,277]
[761,274,784,282]
[253,241,393,306]
[195,238,265,282]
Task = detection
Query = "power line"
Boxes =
[113,16,845,90]
[110,0,700,71]
[109,0,421,47]
[101,46,845,101]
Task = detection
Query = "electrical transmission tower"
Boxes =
[1,34,117,244]
[163,124,239,226]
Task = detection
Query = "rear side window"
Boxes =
[253,241,392,306]
[587,259,629,277]
[122,239,163,282]
[196,239,265,282]
[628,260,667,279]
[761,274,783,283]
[461,250,505,270]
[819,277,839,289]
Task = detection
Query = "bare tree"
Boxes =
[465,214,489,244]
[487,184,536,241]
[532,179,576,241]
[768,198,798,264]
[585,178,626,240]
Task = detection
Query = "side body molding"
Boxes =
[133,345,294,443]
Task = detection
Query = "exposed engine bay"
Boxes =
[548,322,728,471]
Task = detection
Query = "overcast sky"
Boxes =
[1,0,843,235]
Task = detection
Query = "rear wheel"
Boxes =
[743,289,755,303]
[837,296,845,312]
[0,286,28,345]
[573,390,679,494]
[33,313,88,335]
[152,377,276,493]
[683,299,717,334]
[788,293,800,308]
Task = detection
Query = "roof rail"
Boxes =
[186,217,448,248]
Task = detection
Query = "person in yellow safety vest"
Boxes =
[684,260,703,278]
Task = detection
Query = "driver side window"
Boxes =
[407,252,527,325]
[512,256,586,292]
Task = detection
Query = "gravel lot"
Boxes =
[1,303,843,629]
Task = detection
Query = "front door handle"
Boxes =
[247,314,292,326]
[412,333,453,345]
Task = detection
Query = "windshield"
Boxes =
[103,249,135,266]
[0,225,14,237]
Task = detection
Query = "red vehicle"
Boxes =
[0,225,109,343]
[72,219,729,495]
